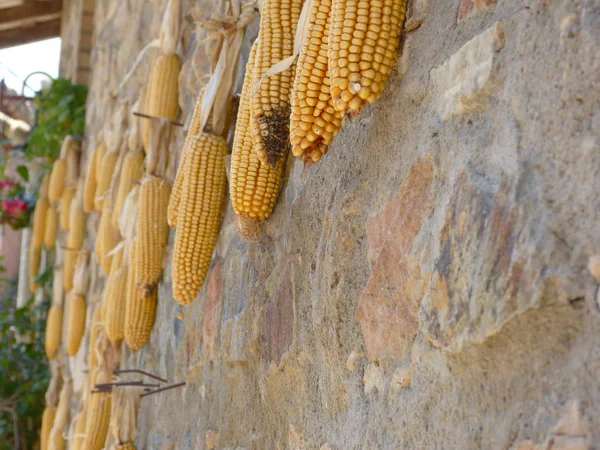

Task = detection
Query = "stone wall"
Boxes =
[68,0,600,448]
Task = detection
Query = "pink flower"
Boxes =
[0,180,15,190]
[3,198,29,217]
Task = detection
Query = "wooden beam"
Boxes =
[0,17,60,49]
[0,0,62,25]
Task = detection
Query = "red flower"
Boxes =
[3,198,29,217]
[0,180,15,190]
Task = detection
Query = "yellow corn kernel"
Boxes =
[104,250,128,343]
[45,305,63,360]
[172,133,227,305]
[328,0,407,114]
[94,151,119,212]
[87,304,104,383]
[43,206,59,249]
[135,176,171,298]
[84,145,102,214]
[59,186,76,231]
[143,53,181,152]
[83,383,111,450]
[231,40,285,234]
[40,407,56,450]
[66,293,86,356]
[112,150,145,229]
[124,240,157,352]
[251,0,304,167]
[32,197,48,250]
[29,245,41,292]
[71,408,87,450]
[291,0,343,162]
[48,159,67,205]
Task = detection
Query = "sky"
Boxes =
[0,38,61,95]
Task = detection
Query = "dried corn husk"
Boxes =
[49,378,73,450]
[109,386,143,447]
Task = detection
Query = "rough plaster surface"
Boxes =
[62,0,600,448]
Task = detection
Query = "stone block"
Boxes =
[203,263,224,360]
[458,0,496,22]
[430,22,505,120]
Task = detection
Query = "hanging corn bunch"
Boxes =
[143,0,182,152]
[328,0,408,114]
[171,1,255,305]
[66,252,90,356]
[251,0,305,167]
[48,377,72,450]
[230,38,287,239]
[64,184,86,292]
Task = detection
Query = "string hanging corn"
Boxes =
[41,407,56,450]
[112,150,144,229]
[45,304,63,360]
[124,240,158,351]
[48,159,67,205]
[59,186,76,230]
[43,206,59,248]
[134,176,170,297]
[143,0,182,152]
[230,39,285,235]
[104,247,128,343]
[328,0,408,114]
[172,133,227,305]
[251,0,304,167]
[290,0,343,162]
[94,150,119,211]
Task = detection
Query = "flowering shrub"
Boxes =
[0,179,35,230]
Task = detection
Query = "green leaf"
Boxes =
[16,165,29,182]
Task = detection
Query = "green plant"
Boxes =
[26,78,87,161]
[0,259,51,450]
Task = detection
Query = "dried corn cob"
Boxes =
[251,0,304,167]
[32,197,48,250]
[135,176,170,297]
[105,248,128,343]
[49,379,72,450]
[96,205,120,274]
[29,245,41,292]
[64,199,86,292]
[59,186,76,230]
[231,40,285,233]
[45,305,63,360]
[143,53,181,151]
[88,304,104,382]
[291,0,343,161]
[71,407,87,450]
[43,206,59,248]
[328,0,407,114]
[83,377,112,450]
[95,150,119,211]
[84,144,103,213]
[172,133,227,305]
[48,159,67,205]
[124,240,158,351]
[41,407,56,450]
[66,294,86,356]
[112,150,144,229]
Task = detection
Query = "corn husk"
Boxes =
[109,386,143,446]
[49,378,73,450]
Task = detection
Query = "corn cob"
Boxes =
[66,293,86,356]
[49,380,72,450]
[291,0,343,161]
[96,205,120,274]
[64,201,86,292]
[172,133,227,305]
[251,0,304,167]
[105,248,128,343]
[328,0,407,114]
[135,176,170,297]
[40,407,56,450]
[29,245,41,292]
[83,379,112,450]
[71,408,87,450]
[143,53,181,152]
[231,40,285,232]
[59,186,76,230]
[32,197,48,249]
[88,304,104,382]
[94,150,119,211]
[45,305,63,360]
[115,444,137,450]
[43,206,59,248]
[124,240,157,351]
[48,159,67,205]
[84,144,102,213]
[112,150,144,229]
